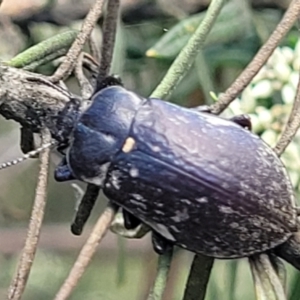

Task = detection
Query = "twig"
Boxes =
[88,34,101,63]
[210,0,300,114]
[7,129,51,300]
[49,0,105,82]
[150,0,226,99]
[259,255,286,300]
[54,203,118,300]
[250,256,277,300]
[74,53,94,100]
[183,254,214,300]
[146,249,173,300]
[249,254,287,300]
[273,67,300,155]
[269,255,287,292]
[7,31,78,69]
[97,0,120,85]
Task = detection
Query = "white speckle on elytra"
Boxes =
[196,197,208,204]
[111,170,121,190]
[148,223,176,241]
[230,222,239,229]
[239,234,247,241]
[131,193,147,202]
[170,225,180,233]
[219,205,234,214]
[171,208,189,222]
[130,199,147,210]
[240,227,248,233]
[252,232,260,239]
[181,199,192,205]
[129,167,139,178]
[154,209,165,216]
[151,145,161,152]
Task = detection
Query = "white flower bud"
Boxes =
[282,84,296,104]
[251,80,273,98]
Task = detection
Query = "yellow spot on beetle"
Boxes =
[122,137,136,153]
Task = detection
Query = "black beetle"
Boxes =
[54,82,300,261]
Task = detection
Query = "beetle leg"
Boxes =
[123,210,141,230]
[71,184,101,235]
[230,115,252,131]
[54,157,75,181]
[274,232,300,271]
[152,231,173,255]
[20,126,35,154]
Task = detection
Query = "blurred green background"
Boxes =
[0,0,299,299]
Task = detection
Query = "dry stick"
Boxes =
[74,53,94,99]
[250,257,277,300]
[183,254,214,300]
[49,0,105,82]
[249,254,287,300]
[147,250,174,300]
[273,69,300,155]
[88,34,101,63]
[151,0,226,100]
[259,254,286,300]
[97,0,120,84]
[54,203,118,300]
[7,130,51,300]
[210,0,300,115]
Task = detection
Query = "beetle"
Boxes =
[54,79,300,262]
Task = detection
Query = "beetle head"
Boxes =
[58,86,145,186]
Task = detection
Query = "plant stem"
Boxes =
[147,249,173,300]
[7,31,78,69]
[183,254,214,300]
[151,0,226,99]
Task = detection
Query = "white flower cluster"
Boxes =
[227,40,300,192]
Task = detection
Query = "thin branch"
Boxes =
[54,203,117,300]
[259,255,286,300]
[183,254,214,300]
[7,31,78,69]
[96,0,120,86]
[250,256,277,300]
[210,0,300,114]
[150,0,226,99]
[49,0,105,82]
[88,34,101,63]
[74,53,94,100]
[269,255,287,292]
[146,249,173,300]
[273,68,300,155]
[249,254,287,300]
[7,129,51,300]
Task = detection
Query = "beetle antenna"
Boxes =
[0,140,57,171]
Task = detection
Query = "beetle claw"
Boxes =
[123,210,141,230]
[152,231,173,255]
